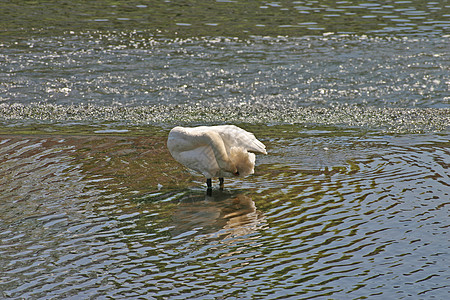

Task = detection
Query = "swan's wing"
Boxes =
[173,146,219,178]
[212,125,267,154]
[167,127,220,178]
[167,125,266,178]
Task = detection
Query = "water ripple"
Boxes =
[0,129,449,299]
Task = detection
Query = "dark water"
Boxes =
[1,0,449,37]
[1,1,449,299]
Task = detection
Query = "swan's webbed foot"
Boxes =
[219,177,224,190]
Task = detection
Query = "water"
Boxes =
[1,130,448,299]
[1,1,449,299]
[0,0,449,37]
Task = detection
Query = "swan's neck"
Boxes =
[229,147,255,176]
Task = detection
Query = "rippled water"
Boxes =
[1,0,450,299]
[1,0,449,37]
[0,129,449,299]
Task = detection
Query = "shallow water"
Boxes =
[0,128,449,299]
[1,0,450,299]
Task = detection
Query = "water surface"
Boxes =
[1,0,449,299]
[0,128,448,299]
[1,0,449,37]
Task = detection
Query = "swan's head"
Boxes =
[229,147,255,177]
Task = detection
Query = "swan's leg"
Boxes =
[219,178,224,190]
[206,178,212,196]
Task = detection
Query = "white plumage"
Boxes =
[167,125,266,189]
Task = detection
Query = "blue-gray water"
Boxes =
[1,1,449,299]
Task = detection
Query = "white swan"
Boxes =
[167,125,267,190]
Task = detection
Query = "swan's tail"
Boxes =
[217,125,267,155]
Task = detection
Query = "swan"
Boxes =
[167,125,267,191]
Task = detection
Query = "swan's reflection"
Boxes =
[170,190,265,240]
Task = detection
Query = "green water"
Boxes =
[1,0,449,38]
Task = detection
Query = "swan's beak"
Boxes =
[234,171,240,176]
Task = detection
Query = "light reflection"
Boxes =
[169,191,266,241]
